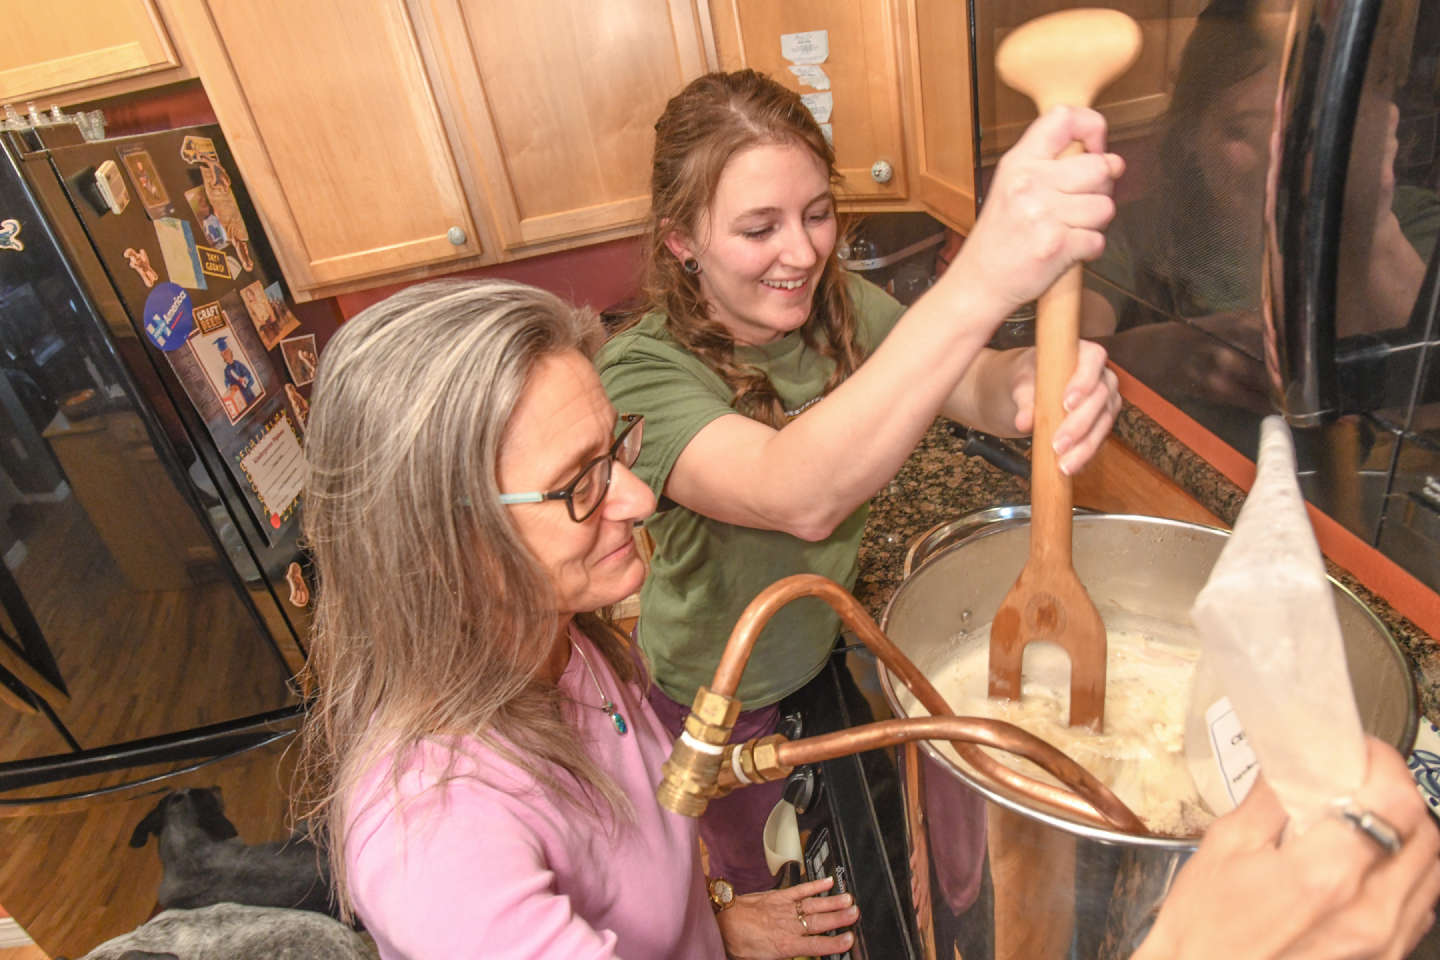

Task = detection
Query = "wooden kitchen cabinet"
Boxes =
[0,0,193,108]
[899,0,979,231]
[709,0,910,205]
[413,0,711,253]
[163,0,484,299]
[165,0,710,300]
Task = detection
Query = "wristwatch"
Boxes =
[708,877,735,913]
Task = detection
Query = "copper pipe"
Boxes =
[714,573,1145,833]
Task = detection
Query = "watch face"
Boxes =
[710,878,735,908]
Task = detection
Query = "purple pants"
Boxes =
[647,685,788,894]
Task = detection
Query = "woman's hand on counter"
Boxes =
[715,875,858,960]
[1133,737,1440,960]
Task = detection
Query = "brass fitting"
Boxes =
[655,686,741,817]
[714,733,794,795]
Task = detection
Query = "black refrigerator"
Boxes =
[0,119,312,796]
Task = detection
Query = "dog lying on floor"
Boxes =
[77,903,376,960]
[128,786,342,920]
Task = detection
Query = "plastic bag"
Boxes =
[1184,416,1365,828]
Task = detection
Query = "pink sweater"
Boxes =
[345,628,726,959]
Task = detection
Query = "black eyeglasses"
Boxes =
[498,414,644,522]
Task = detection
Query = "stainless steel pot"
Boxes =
[878,511,1417,960]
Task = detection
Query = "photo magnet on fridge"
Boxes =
[117,144,172,219]
[279,333,319,386]
[153,217,207,290]
[199,161,254,273]
[240,280,299,350]
[284,382,309,435]
[189,323,264,425]
[184,185,228,248]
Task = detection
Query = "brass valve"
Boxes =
[715,734,793,795]
[655,686,741,817]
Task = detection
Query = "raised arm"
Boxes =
[664,107,1123,540]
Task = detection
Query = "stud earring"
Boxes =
[683,257,701,275]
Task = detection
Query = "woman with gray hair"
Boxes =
[291,278,1438,960]
[293,278,856,959]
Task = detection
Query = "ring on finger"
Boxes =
[796,902,810,934]
[1330,801,1403,855]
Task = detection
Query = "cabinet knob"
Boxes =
[447,226,468,246]
[870,160,894,184]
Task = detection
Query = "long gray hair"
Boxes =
[293,279,637,916]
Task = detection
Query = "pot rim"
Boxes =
[878,510,1417,849]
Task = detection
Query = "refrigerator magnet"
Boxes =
[284,382,309,434]
[240,280,300,350]
[192,300,226,335]
[279,333,318,386]
[236,411,305,529]
[184,185,228,248]
[196,245,231,280]
[123,247,159,288]
[117,145,171,219]
[284,561,310,607]
[95,161,131,215]
[0,218,21,252]
[153,217,207,290]
[188,322,264,424]
[199,161,254,273]
[141,282,194,352]
[179,135,220,166]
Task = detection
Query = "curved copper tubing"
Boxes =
[775,716,1135,819]
[715,573,1146,834]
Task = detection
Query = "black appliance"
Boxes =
[1265,0,1440,593]
[778,650,920,960]
[0,119,313,796]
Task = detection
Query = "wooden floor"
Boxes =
[0,469,309,958]
[0,738,300,959]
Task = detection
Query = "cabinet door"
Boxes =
[903,0,978,231]
[415,0,710,252]
[0,0,186,105]
[710,0,908,203]
[166,0,482,297]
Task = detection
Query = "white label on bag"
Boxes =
[1207,696,1260,807]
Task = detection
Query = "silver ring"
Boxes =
[1331,802,1402,855]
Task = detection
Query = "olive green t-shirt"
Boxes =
[596,274,906,707]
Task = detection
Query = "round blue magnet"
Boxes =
[142,282,194,352]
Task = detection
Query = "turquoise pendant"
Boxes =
[606,702,628,735]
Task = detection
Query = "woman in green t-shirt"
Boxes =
[598,69,1123,893]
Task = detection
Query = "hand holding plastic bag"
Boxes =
[1187,416,1365,828]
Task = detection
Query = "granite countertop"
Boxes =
[854,403,1440,723]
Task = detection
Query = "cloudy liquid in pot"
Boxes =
[904,627,1215,837]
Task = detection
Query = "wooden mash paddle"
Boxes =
[988,10,1141,731]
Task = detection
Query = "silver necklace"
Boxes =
[570,639,628,735]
